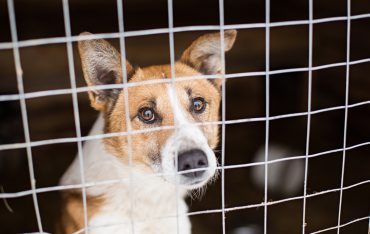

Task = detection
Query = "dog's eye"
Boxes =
[192,97,206,114]
[138,107,156,124]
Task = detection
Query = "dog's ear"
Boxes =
[180,30,237,89]
[78,32,134,111]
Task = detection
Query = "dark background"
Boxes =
[0,0,369,233]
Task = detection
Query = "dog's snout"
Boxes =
[178,149,208,178]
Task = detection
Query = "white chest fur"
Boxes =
[60,115,191,234]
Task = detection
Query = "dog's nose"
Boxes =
[177,149,208,178]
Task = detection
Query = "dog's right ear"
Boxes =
[78,32,133,112]
[180,30,237,90]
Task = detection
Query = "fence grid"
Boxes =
[1,0,369,233]
[6,0,43,232]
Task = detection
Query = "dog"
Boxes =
[58,29,237,234]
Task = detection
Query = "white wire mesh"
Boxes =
[116,0,135,233]
[263,0,271,233]
[61,0,89,232]
[1,0,370,233]
[336,1,352,234]
[301,0,314,232]
[6,0,43,232]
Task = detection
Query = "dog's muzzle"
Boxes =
[160,121,217,189]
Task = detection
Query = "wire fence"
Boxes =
[1,0,370,233]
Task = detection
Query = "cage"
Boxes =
[0,0,369,233]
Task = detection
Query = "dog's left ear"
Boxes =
[180,30,237,89]
[78,32,134,112]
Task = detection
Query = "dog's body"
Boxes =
[60,115,190,234]
[59,30,237,234]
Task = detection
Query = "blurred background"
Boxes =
[0,0,369,233]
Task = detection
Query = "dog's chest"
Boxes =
[89,182,191,234]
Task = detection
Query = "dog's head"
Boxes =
[78,30,237,190]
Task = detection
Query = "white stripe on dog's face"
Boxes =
[161,85,217,189]
[166,84,189,126]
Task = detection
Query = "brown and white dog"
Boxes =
[59,30,237,234]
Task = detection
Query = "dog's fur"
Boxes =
[58,30,237,234]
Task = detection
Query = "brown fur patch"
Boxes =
[57,191,104,234]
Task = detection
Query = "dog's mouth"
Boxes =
[177,167,210,185]
[185,176,210,186]
[178,174,210,189]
